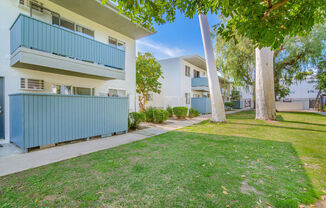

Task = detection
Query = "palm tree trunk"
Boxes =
[198,14,226,122]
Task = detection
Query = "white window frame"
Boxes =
[52,15,95,39]
[108,36,126,51]
[185,65,191,77]
[185,93,190,104]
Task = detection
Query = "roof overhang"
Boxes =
[181,55,207,70]
[48,0,154,39]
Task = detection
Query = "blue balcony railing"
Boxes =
[191,77,208,87]
[10,14,125,70]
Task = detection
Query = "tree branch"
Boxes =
[274,45,285,57]
[262,0,291,20]
[278,52,305,70]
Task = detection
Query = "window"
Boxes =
[109,37,126,51]
[307,80,317,84]
[185,93,190,104]
[185,65,191,77]
[118,41,126,50]
[76,25,94,39]
[307,90,316,93]
[109,37,118,47]
[52,85,72,95]
[52,15,94,39]
[109,89,126,97]
[19,0,44,13]
[194,70,200,78]
[74,87,94,96]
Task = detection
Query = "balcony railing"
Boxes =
[191,77,208,87]
[10,14,125,70]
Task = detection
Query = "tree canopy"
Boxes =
[216,23,326,100]
[215,33,255,88]
[136,52,163,111]
[274,24,326,99]
[103,0,325,49]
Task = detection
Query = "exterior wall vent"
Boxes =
[20,78,45,91]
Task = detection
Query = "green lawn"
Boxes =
[1,111,325,207]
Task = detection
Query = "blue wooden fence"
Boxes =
[191,97,211,114]
[10,14,125,70]
[10,93,128,152]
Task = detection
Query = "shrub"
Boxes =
[189,108,199,118]
[144,107,155,122]
[153,109,169,123]
[128,112,145,129]
[166,106,173,117]
[173,107,188,119]
[224,102,235,108]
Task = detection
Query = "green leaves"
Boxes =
[102,0,325,49]
[136,52,164,110]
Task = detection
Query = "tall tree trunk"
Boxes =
[198,14,226,122]
[252,82,256,109]
[255,47,276,120]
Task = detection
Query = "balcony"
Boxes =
[10,14,125,80]
[191,77,209,92]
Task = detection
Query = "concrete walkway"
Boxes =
[0,109,249,176]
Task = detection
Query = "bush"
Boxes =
[153,109,169,123]
[166,106,173,117]
[173,107,188,119]
[189,108,199,118]
[224,102,235,108]
[128,112,145,129]
[144,107,155,122]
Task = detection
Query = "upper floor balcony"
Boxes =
[191,77,209,92]
[10,14,125,80]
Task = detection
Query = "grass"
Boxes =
[0,111,325,207]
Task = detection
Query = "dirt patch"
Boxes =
[240,181,263,195]
[42,194,64,202]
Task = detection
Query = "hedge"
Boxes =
[189,108,199,118]
[173,107,188,119]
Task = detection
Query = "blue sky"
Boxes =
[136,11,220,60]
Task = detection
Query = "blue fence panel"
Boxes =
[10,14,125,70]
[191,97,211,114]
[10,93,128,151]
[191,77,208,87]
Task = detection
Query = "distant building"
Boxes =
[147,55,231,113]
[276,76,319,111]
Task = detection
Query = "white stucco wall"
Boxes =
[0,0,138,141]
[285,78,318,99]
[147,57,208,109]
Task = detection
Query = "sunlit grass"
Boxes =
[0,111,325,207]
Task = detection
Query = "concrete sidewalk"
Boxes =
[0,109,249,176]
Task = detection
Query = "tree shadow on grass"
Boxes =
[0,131,319,208]
[226,122,326,133]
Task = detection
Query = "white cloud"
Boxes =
[136,39,185,59]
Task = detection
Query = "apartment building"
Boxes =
[0,0,153,150]
[147,55,231,113]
